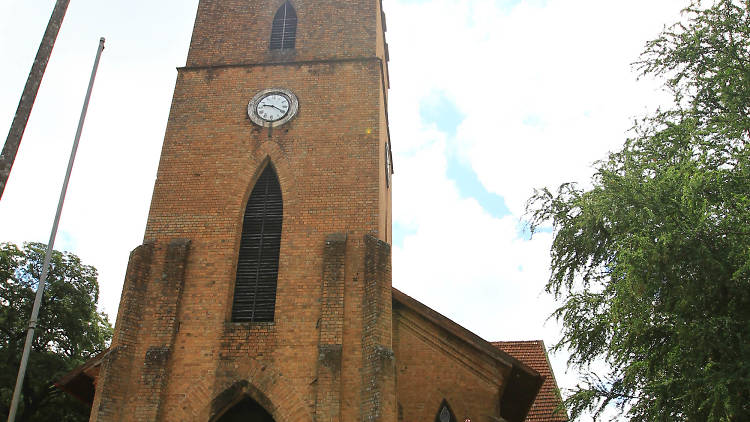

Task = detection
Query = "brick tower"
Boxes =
[89,0,395,421]
[67,1,556,421]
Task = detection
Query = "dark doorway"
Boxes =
[215,396,275,422]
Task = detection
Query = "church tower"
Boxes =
[90,0,395,421]
[71,1,556,421]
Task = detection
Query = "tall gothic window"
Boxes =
[231,166,283,322]
[270,2,297,50]
[434,400,457,422]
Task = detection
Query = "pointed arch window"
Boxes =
[435,400,457,422]
[270,2,297,50]
[232,166,283,323]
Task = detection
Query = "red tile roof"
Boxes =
[493,340,568,422]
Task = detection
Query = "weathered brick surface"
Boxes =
[361,235,395,422]
[134,239,191,421]
[90,1,393,421]
[186,0,383,67]
[315,233,347,422]
[393,303,506,422]
[91,243,153,422]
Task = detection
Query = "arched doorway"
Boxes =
[215,396,275,422]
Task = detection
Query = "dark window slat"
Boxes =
[270,2,297,50]
[231,166,283,322]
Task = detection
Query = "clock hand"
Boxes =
[263,104,285,112]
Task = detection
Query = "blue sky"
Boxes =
[391,91,513,249]
[421,93,511,219]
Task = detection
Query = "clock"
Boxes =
[248,88,299,127]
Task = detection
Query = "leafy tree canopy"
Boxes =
[0,242,112,422]
[526,1,750,420]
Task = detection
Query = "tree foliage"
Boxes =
[526,1,750,420]
[0,242,112,422]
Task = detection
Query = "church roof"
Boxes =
[493,341,568,422]
[54,349,105,404]
[392,288,545,422]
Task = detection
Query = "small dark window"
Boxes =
[434,400,457,422]
[270,2,297,50]
[232,166,283,322]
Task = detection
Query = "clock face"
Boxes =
[256,94,290,122]
[248,88,299,128]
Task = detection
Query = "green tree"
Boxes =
[526,1,750,420]
[0,242,112,422]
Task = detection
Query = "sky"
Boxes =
[0,0,686,420]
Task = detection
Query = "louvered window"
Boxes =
[270,2,297,50]
[434,400,457,422]
[232,166,283,322]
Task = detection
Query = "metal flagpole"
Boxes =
[0,0,71,201]
[6,37,106,422]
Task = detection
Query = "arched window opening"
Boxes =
[216,396,275,422]
[270,2,297,50]
[232,165,283,322]
[435,399,457,422]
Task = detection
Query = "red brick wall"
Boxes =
[186,0,380,67]
[91,0,394,420]
[90,243,153,421]
[144,63,387,421]
[393,305,507,422]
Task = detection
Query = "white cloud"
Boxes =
[385,0,684,419]
[387,0,679,213]
[0,0,199,319]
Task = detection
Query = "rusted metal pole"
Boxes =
[0,0,71,200]
[6,37,105,422]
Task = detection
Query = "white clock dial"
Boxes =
[256,94,290,122]
[248,88,298,128]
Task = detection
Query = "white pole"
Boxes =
[7,37,106,422]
